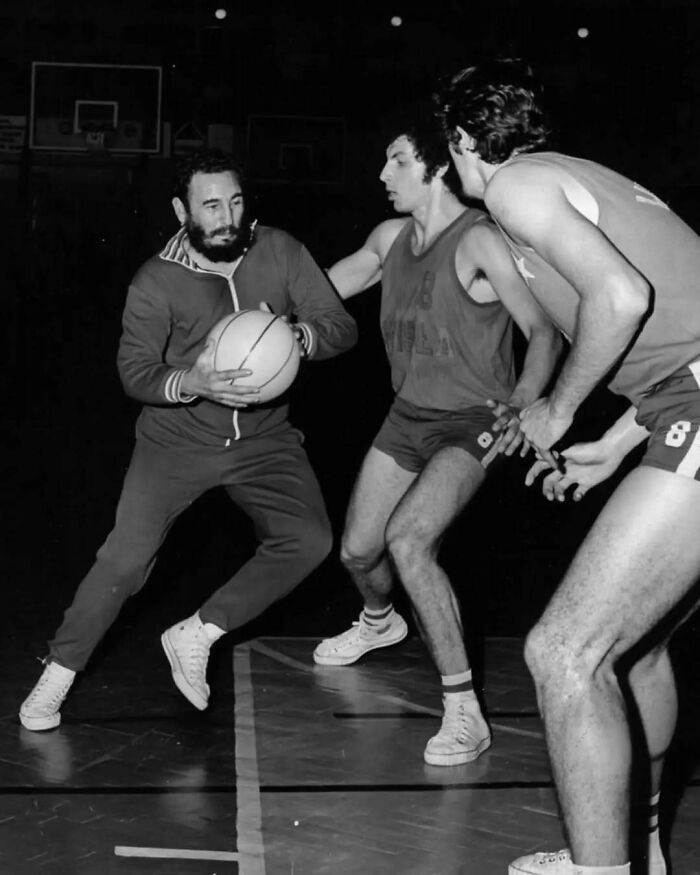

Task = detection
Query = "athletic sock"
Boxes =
[646,792,665,869]
[361,605,394,629]
[199,615,226,643]
[441,670,478,703]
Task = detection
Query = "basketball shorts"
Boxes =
[372,397,501,474]
[636,359,700,480]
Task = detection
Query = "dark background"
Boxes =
[2,0,700,669]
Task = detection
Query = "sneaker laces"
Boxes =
[27,666,73,708]
[328,616,385,648]
[440,698,479,744]
[179,633,210,678]
[323,621,363,649]
[538,850,571,865]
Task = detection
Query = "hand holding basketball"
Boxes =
[207,309,301,403]
[182,335,260,408]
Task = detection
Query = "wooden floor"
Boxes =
[2,635,700,875]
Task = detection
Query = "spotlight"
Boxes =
[390,15,402,27]
[577,27,589,39]
[215,8,227,20]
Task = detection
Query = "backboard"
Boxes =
[247,116,346,184]
[29,62,162,154]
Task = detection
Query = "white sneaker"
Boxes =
[20,661,76,731]
[512,846,657,874]
[423,695,491,766]
[161,614,220,710]
[509,850,575,874]
[313,611,408,666]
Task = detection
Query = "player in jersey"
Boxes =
[313,116,561,766]
[436,58,700,874]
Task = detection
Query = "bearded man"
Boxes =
[20,149,356,730]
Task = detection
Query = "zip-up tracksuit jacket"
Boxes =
[48,225,357,671]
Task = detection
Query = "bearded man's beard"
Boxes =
[185,211,256,262]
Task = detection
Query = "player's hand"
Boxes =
[181,336,260,408]
[260,301,307,356]
[525,439,624,501]
[486,399,530,457]
[518,397,573,469]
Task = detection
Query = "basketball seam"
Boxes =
[213,312,297,396]
[257,340,298,390]
[213,310,251,370]
[237,315,281,370]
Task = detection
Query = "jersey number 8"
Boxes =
[665,420,693,448]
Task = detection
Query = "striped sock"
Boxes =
[362,605,394,629]
[647,792,666,871]
[441,670,478,702]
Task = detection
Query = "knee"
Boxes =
[524,621,614,701]
[385,519,430,573]
[294,515,333,569]
[340,533,382,575]
[96,538,148,578]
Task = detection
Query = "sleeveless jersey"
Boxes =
[380,209,515,410]
[498,152,700,405]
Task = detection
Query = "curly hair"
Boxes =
[173,148,246,208]
[434,59,550,164]
[400,116,463,197]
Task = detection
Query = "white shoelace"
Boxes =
[440,701,478,744]
[28,671,72,708]
[181,639,209,678]
[538,850,570,865]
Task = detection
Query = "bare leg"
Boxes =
[524,466,700,866]
[385,446,486,675]
[627,647,677,797]
[341,447,417,608]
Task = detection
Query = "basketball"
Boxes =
[209,309,301,402]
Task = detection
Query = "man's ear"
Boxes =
[453,125,477,154]
[172,197,187,225]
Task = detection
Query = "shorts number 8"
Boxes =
[664,420,692,448]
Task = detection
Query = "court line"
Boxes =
[1,780,560,793]
[332,711,541,719]
[249,640,543,739]
[115,846,239,860]
[234,642,267,875]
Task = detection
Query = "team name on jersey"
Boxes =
[382,317,455,358]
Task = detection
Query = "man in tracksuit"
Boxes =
[20,148,357,730]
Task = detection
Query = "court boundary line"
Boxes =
[234,642,267,875]
[115,846,239,861]
[250,639,543,740]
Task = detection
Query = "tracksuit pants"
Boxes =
[48,427,332,670]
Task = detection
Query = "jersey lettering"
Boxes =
[382,318,455,358]
[418,271,435,309]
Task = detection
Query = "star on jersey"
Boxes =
[514,255,535,284]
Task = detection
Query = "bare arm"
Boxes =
[463,222,562,408]
[460,222,562,454]
[486,165,650,451]
[328,219,407,299]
